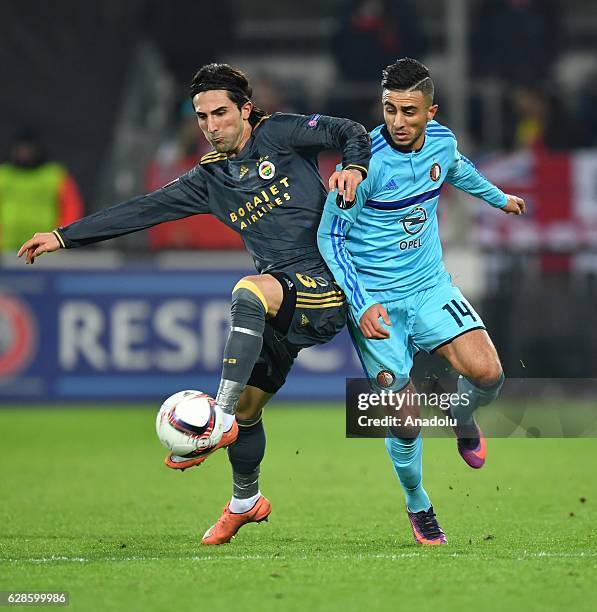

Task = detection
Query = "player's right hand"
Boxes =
[17,232,61,265]
[360,303,391,340]
[502,194,525,215]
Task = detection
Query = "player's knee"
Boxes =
[233,276,268,309]
[235,402,262,422]
[237,274,262,287]
[472,360,503,388]
[235,388,262,421]
[236,388,269,421]
[233,274,282,316]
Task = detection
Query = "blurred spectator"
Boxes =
[146,104,243,250]
[471,0,560,85]
[328,0,422,127]
[142,0,235,95]
[332,0,423,82]
[577,68,597,147]
[0,130,83,252]
[146,101,209,192]
[250,74,296,115]
[508,86,580,151]
[511,88,549,150]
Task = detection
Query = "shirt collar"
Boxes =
[381,125,426,155]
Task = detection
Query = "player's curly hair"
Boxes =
[381,58,434,102]
[189,63,267,127]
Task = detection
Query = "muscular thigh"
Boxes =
[411,281,485,354]
[435,328,502,385]
[348,301,414,392]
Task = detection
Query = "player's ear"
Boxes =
[427,104,439,121]
[241,101,253,121]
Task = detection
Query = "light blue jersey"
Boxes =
[317,120,507,324]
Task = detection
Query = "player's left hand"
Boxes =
[328,168,363,204]
[360,303,391,340]
[501,194,525,215]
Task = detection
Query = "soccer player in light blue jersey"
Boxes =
[317,58,525,545]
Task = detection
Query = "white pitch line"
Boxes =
[2,552,596,564]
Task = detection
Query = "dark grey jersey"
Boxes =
[57,113,370,274]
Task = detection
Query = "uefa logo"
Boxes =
[0,294,37,378]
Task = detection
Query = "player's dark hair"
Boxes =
[381,58,434,102]
[189,63,267,127]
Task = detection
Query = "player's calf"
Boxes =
[215,279,268,423]
[215,275,283,422]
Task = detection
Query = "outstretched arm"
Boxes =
[18,169,210,264]
[446,147,525,215]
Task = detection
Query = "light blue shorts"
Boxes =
[349,279,485,391]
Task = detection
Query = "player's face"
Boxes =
[382,90,438,151]
[193,90,252,154]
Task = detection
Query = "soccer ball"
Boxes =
[155,390,223,456]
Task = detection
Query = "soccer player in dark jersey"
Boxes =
[18,63,370,545]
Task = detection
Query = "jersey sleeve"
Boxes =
[265,113,370,177]
[54,167,210,248]
[445,143,507,208]
[317,163,378,323]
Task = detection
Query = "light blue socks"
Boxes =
[385,434,431,513]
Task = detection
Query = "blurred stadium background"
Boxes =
[2,0,597,403]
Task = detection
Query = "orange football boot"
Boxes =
[202,495,271,545]
[165,420,238,471]
[407,506,448,545]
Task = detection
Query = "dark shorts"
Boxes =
[246,267,347,394]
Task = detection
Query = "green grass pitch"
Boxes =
[1,405,595,611]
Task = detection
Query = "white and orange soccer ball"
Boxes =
[155,390,223,456]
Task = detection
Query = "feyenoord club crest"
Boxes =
[429,162,441,182]
[376,369,396,388]
[258,160,275,180]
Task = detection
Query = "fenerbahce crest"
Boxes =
[258,160,276,180]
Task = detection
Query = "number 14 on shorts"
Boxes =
[442,299,477,328]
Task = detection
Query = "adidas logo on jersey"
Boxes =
[385,178,399,190]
